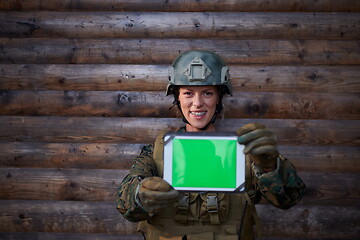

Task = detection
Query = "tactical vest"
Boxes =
[138,132,261,240]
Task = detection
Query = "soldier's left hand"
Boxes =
[237,123,278,172]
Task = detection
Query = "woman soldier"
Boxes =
[117,50,306,240]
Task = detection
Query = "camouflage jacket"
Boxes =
[116,129,306,222]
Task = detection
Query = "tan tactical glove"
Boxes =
[137,177,180,214]
[237,123,279,172]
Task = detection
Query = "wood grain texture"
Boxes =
[1,233,359,240]
[2,12,359,40]
[2,233,358,240]
[0,232,143,240]
[1,0,359,12]
[256,204,360,239]
[0,168,359,205]
[1,64,359,93]
[0,64,168,91]
[1,38,359,65]
[278,145,360,173]
[0,116,358,146]
[1,143,358,173]
[0,200,358,238]
[0,168,126,201]
[0,142,142,169]
[0,200,137,234]
[1,90,359,120]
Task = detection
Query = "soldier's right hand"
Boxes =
[137,177,180,214]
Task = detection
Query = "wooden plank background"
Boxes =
[0,0,359,239]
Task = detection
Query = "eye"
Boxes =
[204,91,214,96]
[181,91,193,96]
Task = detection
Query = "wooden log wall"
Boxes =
[0,0,359,239]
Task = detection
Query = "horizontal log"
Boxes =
[0,0,359,12]
[261,237,357,240]
[0,116,358,146]
[0,200,359,238]
[0,143,359,173]
[1,38,359,65]
[278,145,360,173]
[256,204,360,239]
[259,239,359,240]
[0,64,167,91]
[298,172,360,206]
[0,200,137,234]
[0,168,125,201]
[0,168,359,205]
[0,142,142,169]
[0,232,143,240]
[1,64,360,93]
[1,90,359,120]
[1,234,354,240]
[1,12,359,40]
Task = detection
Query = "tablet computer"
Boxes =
[163,132,245,192]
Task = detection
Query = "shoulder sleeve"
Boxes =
[116,144,158,222]
[253,155,306,209]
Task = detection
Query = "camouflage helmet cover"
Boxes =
[167,50,232,95]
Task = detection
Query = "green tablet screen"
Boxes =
[163,133,245,192]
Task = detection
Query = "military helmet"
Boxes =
[167,50,232,95]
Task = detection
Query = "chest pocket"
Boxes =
[175,192,230,225]
[200,192,230,224]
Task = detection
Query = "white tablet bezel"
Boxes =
[163,132,245,192]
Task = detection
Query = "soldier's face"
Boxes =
[178,86,219,132]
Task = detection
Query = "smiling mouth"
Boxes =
[190,111,206,116]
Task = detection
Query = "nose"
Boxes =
[192,93,203,108]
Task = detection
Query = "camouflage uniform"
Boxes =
[116,127,306,239]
